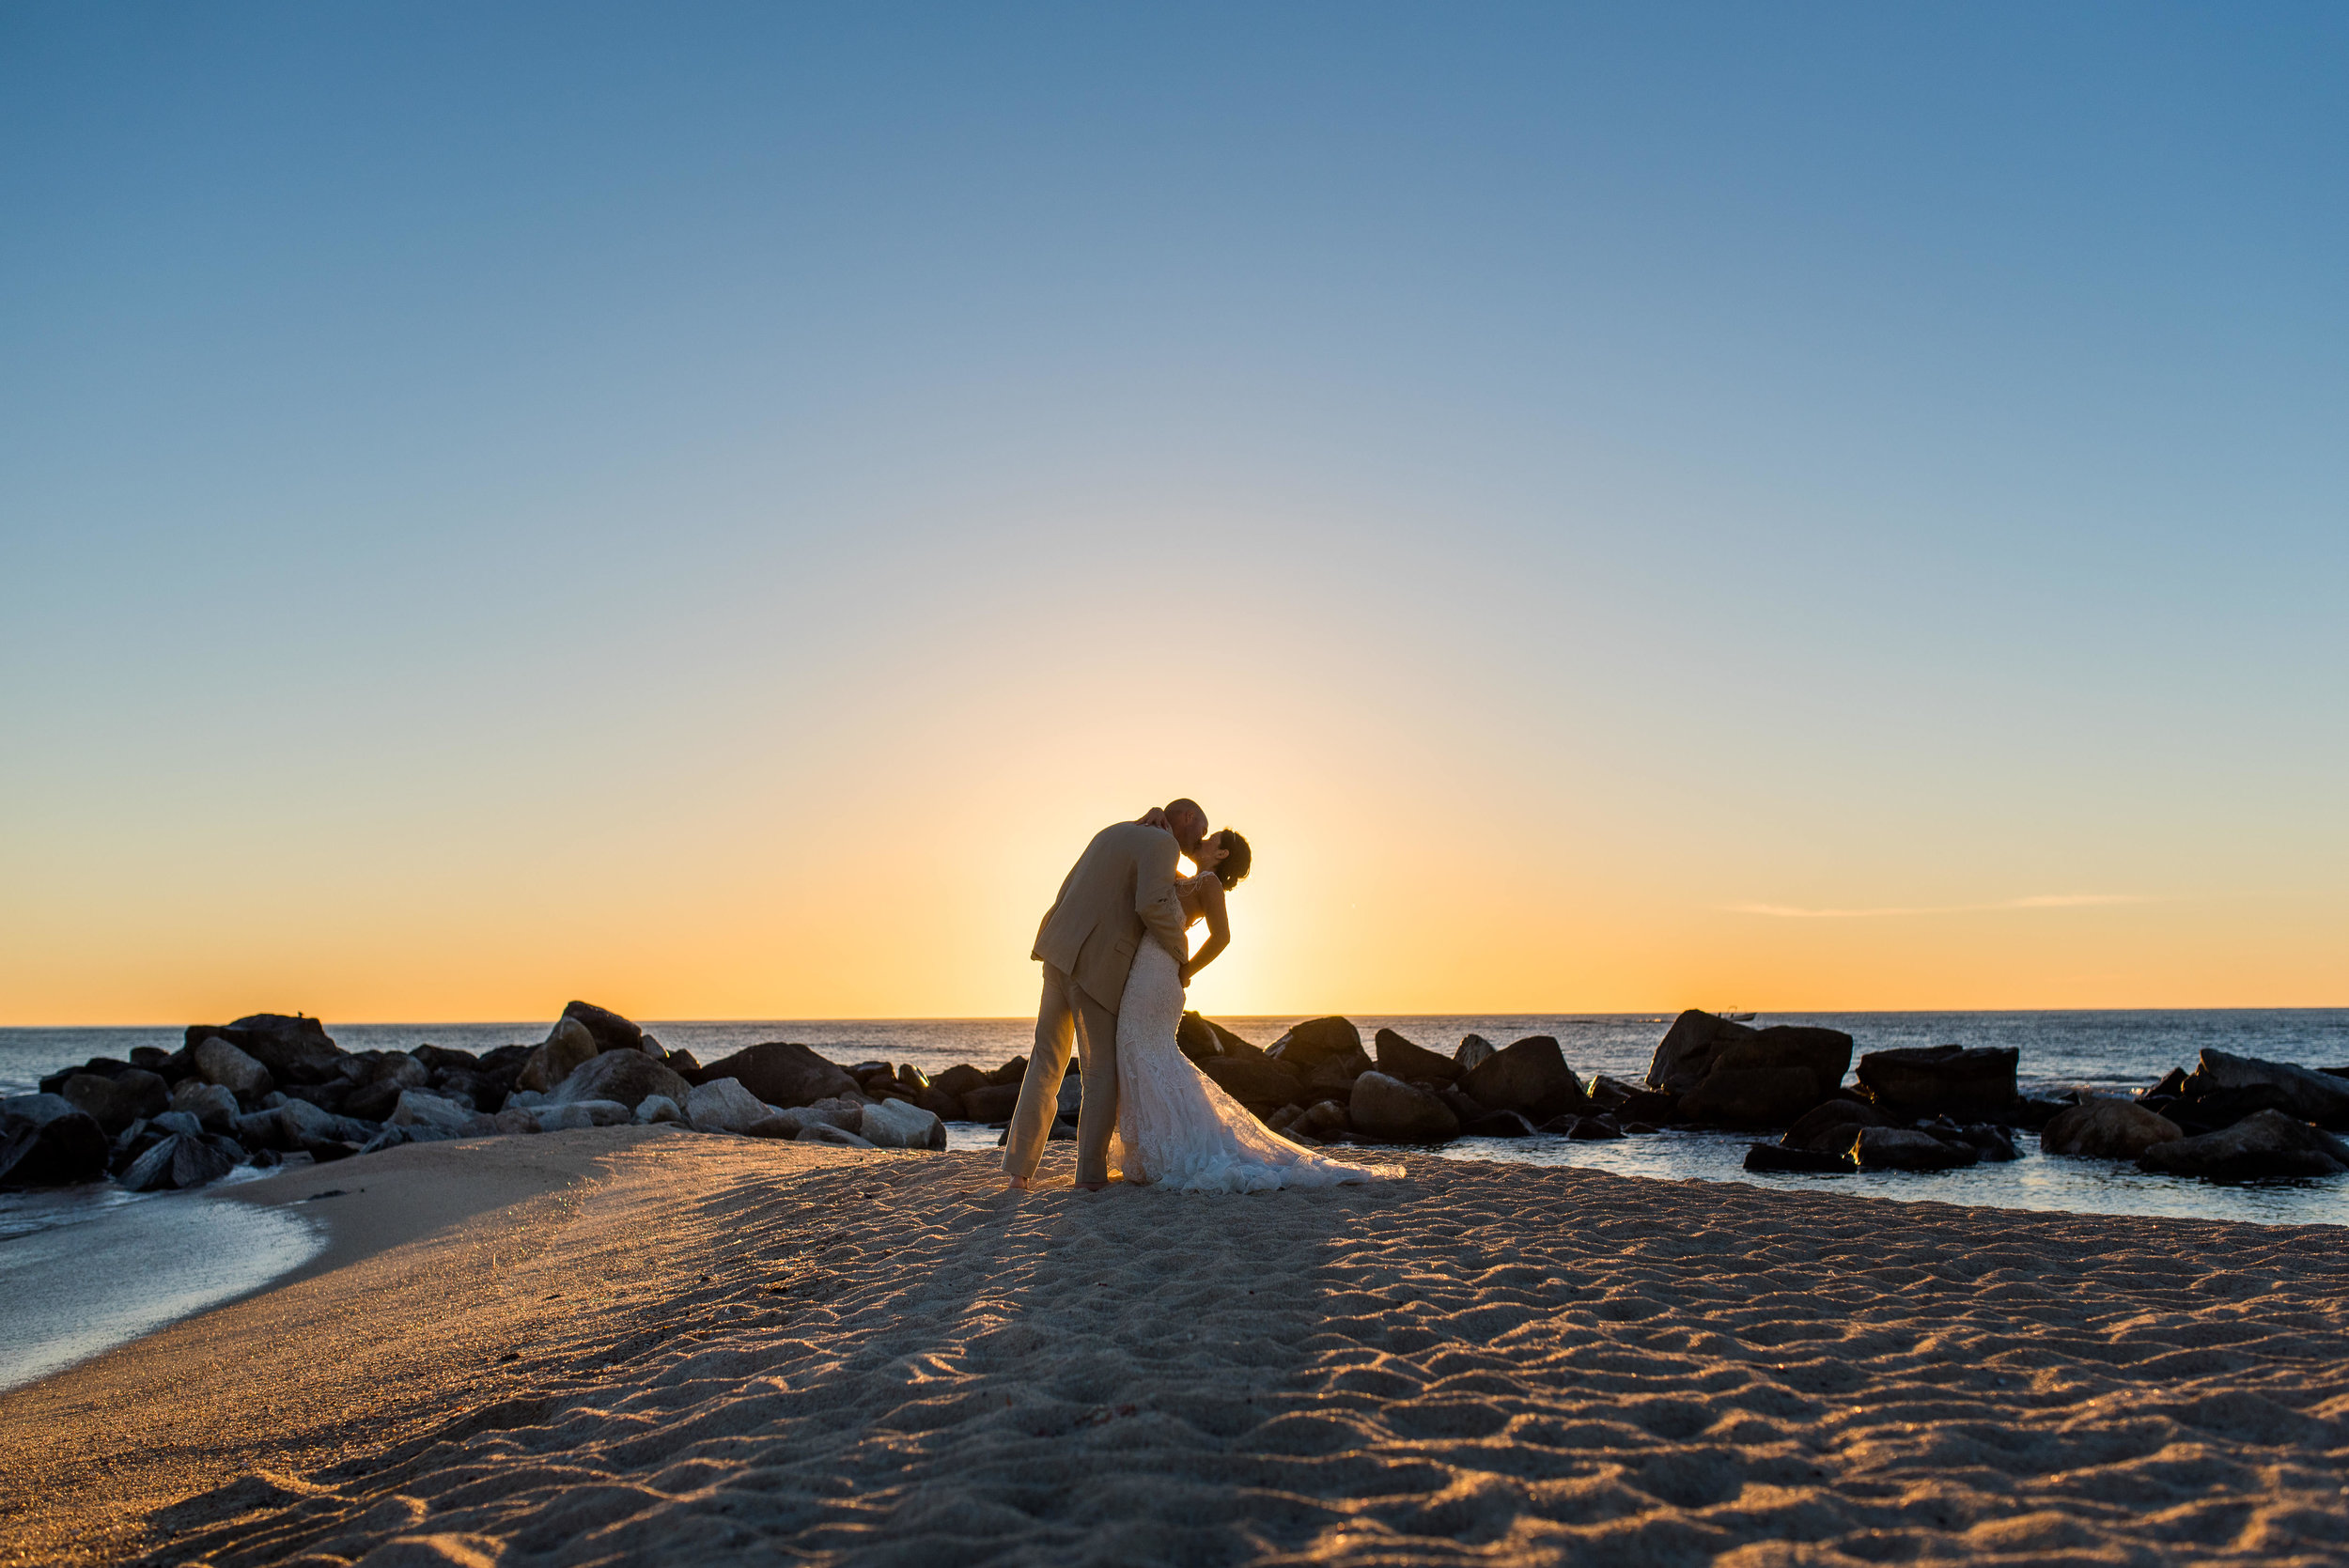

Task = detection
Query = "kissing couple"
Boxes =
[1003,799,1399,1193]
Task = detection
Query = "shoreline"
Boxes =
[5,1136,2347,1566]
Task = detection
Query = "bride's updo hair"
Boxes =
[1213,830,1252,890]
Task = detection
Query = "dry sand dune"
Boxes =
[8,1129,2349,1567]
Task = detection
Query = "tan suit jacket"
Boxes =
[1032,821,1189,1011]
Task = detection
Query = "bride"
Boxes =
[1111,829,1400,1191]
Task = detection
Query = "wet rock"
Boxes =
[801,1123,879,1149]
[931,1064,990,1099]
[690,1042,860,1108]
[1454,1034,1497,1073]
[1267,1017,1364,1072]
[1548,1115,1626,1141]
[636,1095,684,1125]
[1200,1054,1306,1110]
[958,1081,1026,1123]
[685,1078,775,1134]
[171,1079,242,1134]
[548,1049,692,1110]
[1347,1072,1460,1143]
[1745,1142,1857,1175]
[1856,1045,2019,1120]
[2137,1110,2349,1180]
[1850,1126,1980,1172]
[61,1069,170,1134]
[192,1037,273,1097]
[516,1018,599,1094]
[1372,1029,1460,1086]
[0,1095,110,1188]
[1781,1099,1889,1153]
[1458,1109,1539,1139]
[1922,1118,2018,1161]
[121,1132,241,1191]
[534,1100,634,1130]
[2042,1099,2185,1159]
[389,1091,496,1137]
[560,1000,644,1053]
[861,1099,947,1151]
[2183,1048,2349,1129]
[1463,1036,1588,1120]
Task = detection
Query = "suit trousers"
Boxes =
[1003,962,1120,1185]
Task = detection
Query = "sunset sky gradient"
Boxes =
[4,3,2343,1023]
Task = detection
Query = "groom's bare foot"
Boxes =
[1004,1174,1033,1191]
[1074,1180,1111,1192]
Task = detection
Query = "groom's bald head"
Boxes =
[1165,799,1208,854]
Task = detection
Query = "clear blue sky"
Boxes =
[3,3,2343,1020]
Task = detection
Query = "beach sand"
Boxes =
[4,1130,2346,1567]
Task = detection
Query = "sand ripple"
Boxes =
[158,1149,2349,1567]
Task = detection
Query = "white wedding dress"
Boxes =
[1110,877,1400,1192]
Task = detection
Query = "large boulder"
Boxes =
[189,1015,343,1082]
[1200,1054,1306,1110]
[61,1070,170,1134]
[1850,1126,1980,1172]
[120,1132,241,1191]
[0,1095,109,1188]
[1179,1013,1257,1061]
[861,1099,947,1151]
[752,1098,865,1138]
[548,1049,692,1110]
[1266,1017,1363,1072]
[691,1042,859,1109]
[1856,1046,2018,1120]
[1744,1142,1857,1175]
[170,1079,243,1134]
[533,1100,635,1130]
[1348,1072,1460,1143]
[1373,1029,1460,1086]
[2042,1099,2185,1159]
[1781,1098,1888,1153]
[958,1081,1025,1123]
[686,1078,775,1134]
[1463,1036,1588,1120]
[931,1063,990,1099]
[2183,1049,2349,1129]
[1679,1063,1832,1128]
[1646,1011,1856,1099]
[516,1018,599,1094]
[560,1000,645,1053]
[1455,1034,1497,1073]
[192,1037,273,1097]
[2138,1110,2349,1180]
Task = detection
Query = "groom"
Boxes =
[1003,798,1209,1191]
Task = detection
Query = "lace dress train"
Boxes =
[1110,940,1400,1192]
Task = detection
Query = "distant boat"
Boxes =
[1719,1010,1756,1022]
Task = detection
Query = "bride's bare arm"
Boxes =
[1179,878,1231,985]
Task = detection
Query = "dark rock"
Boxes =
[434,1070,501,1113]
[1744,1142,1857,1174]
[1781,1099,1888,1153]
[189,1015,343,1082]
[0,1096,110,1188]
[691,1042,859,1108]
[279,1081,352,1115]
[1679,1067,1824,1129]
[1268,1017,1364,1072]
[1851,1126,1980,1172]
[549,1049,692,1110]
[171,1080,241,1133]
[340,1079,408,1123]
[2042,1099,2185,1159]
[61,1070,170,1134]
[1922,1118,2018,1161]
[959,1081,1025,1123]
[1201,1054,1307,1110]
[1645,1010,1856,1099]
[1291,1100,1351,1141]
[1856,1046,2019,1119]
[303,1139,360,1164]
[1586,1074,1642,1110]
[1458,1110,1539,1139]
[1192,1014,1259,1056]
[516,1019,599,1093]
[1372,1029,1459,1085]
[2138,1110,2349,1180]
[932,1064,989,1099]
[988,1056,1029,1085]
[120,1132,241,1191]
[1347,1072,1460,1143]
[910,1086,961,1121]
[2182,1048,2349,1129]
[560,1000,645,1053]
[1463,1036,1588,1120]
[2142,1068,2190,1101]
[129,1046,174,1073]
[2166,1084,2295,1135]
[661,1048,700,1078]
[1564,1116,1626,1141]
[2012,1096,2071,1130]
[1303,1048,1374,1096]
[412,1045,483,1073]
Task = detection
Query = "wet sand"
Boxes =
[4,1129,2346,1566]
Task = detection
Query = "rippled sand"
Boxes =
[7,1128,2348,1566]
